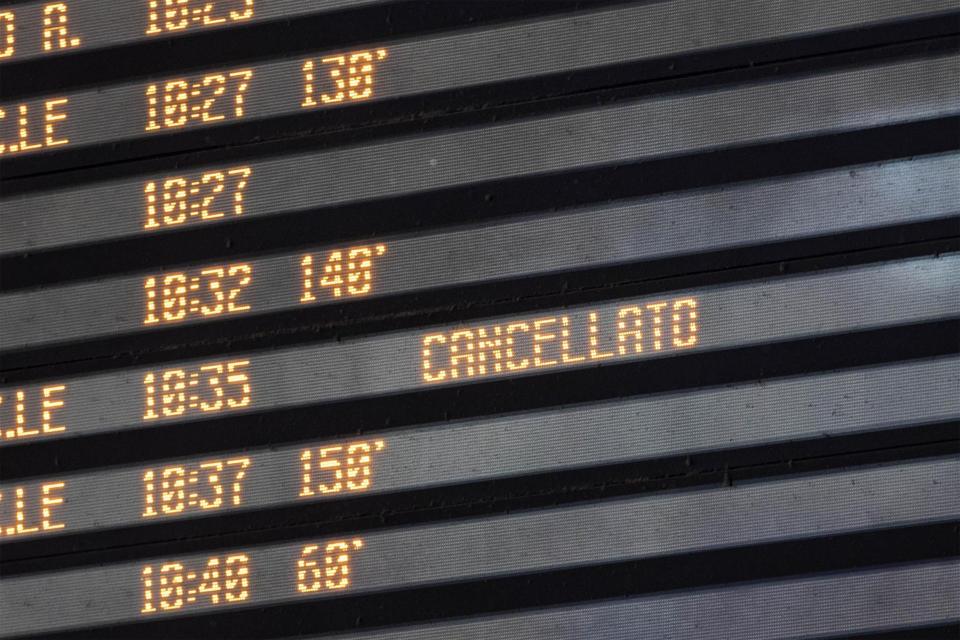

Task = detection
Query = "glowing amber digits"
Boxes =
[144,263,252,325]
[299,440,385,497]
[300,245,386,303]
[302,48,387,107]
[142,553,250,614]
[146,69,252,132]
[422,297,701,383]
[147,0,254,35]
[297,539,364,593]
[144,166,251,230]
[143,458,250,519]
[143,360,251,421]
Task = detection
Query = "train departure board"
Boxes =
[0,2,958,639]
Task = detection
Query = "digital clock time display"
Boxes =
[4,155,957,353]
[0,0,385,63]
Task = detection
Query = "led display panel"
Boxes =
[2,357,954,541]
[1,255,956,447]
[0,0,389,63]
[3,53,958,255]
[3,155,958,350]
[1,458,955,637]
[0,3,956,161]
[2,3,957,638]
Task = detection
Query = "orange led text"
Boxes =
[421,298,699,383]
[0,3,82,59]
[302,49,387,107]
[142,553,250,614]
[0,481,65,537]
[0,384,65,441]
[144,166,251,230]
[145,69,252,132]
[299,440,385,497]
[147,0,254,35]
[144,263,252,325]
[300,245,386,302]
[143,457,250,518]
[143,360,250,421]
[297,539,364,593]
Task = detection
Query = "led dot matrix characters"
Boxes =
[143,458,250,518]
[144,264,252,325]
[144,166,251,229]
[145,69,253,131]
[141,539,363,614]
[143,360,250,420]
[141,244,388,327]
[302,49,388,106]
[0,96,68,155]
[301,245,387,300]
[299,440,385,496]
[0,1,255,61]
[0,384,66,441]
[141,553,251,613]
[0,481,65,537]
[0,2,81,59]
[146,0,254,35]
[422,298,699,383]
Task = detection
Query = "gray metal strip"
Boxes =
[1,457,956,637]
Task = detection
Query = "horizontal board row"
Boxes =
[3,53,957,258]
[0,356,952,542]
[0,254,955,450]
[3,154,956,349]
[1,457,955,637]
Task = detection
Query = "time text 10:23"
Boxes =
[0,49,388,156]
[0,2,255,62]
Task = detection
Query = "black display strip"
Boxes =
[0,255,955,450]
[0,357,952,545]
[0,458,955,638]
[4,155,956,351]
[1,53,956,257]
